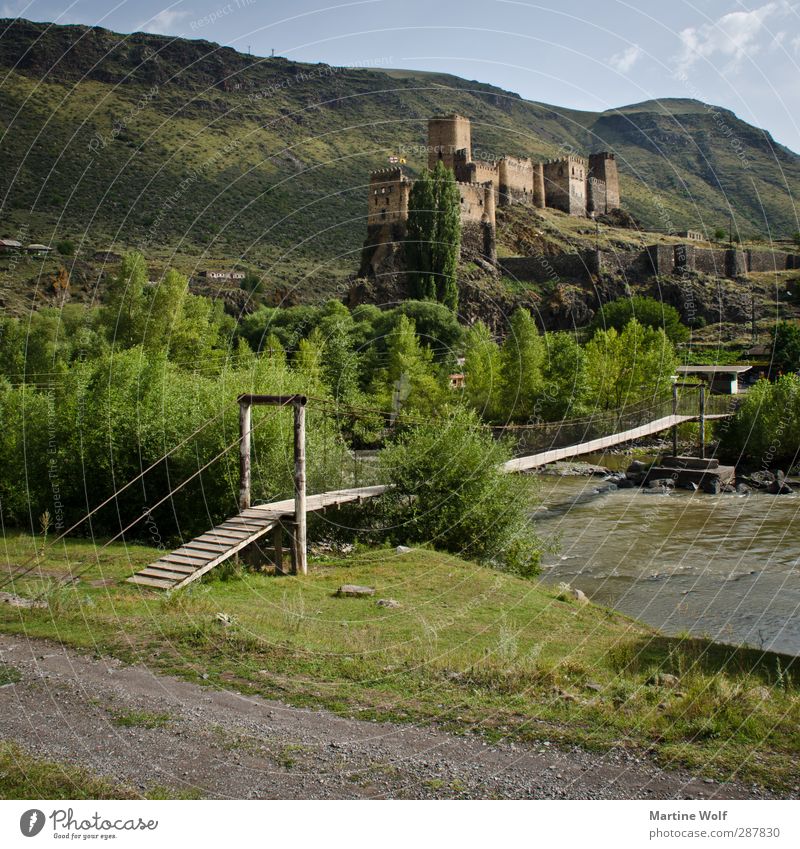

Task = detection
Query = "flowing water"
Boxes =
[534,465,800,656]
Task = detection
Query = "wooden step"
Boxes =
[138,567,192,581]
[160,553,212,567]
[199,528,248,541]
[127,574,176,589]
[180,541,231,555]
[151,561,196,575]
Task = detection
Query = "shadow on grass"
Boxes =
[610,635,799,688]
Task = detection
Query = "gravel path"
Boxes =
[0,635,774,800]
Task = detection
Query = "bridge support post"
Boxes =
[672,382,678,457]
[293,403,307,576]
[239,400,252,511]
[699,385,706,460]
[237,394,308,576]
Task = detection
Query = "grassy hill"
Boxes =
[1,18,799,303]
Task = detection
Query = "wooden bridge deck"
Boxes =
[127,485,388,591]
[502,413,728,473]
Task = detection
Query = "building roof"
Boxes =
[0,238,22,247]
[26,243,52,250]
[676,365,752,375]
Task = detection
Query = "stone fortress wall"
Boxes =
[363,115,800,280]
[364,113,622,266]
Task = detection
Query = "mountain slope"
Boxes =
[0,18,798,293]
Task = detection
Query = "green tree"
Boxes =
[585,320,677,410]
[144,268,188,353]
[772,321,800,373]
[499,309,545,422]
[540,331,589,419]
[377,407,541,575]
[373,314,444,419]
[462,321,502,420]
[404,161,461,310]
[103,251,148,348]
[591,296,690,344]
[721,374,800,464]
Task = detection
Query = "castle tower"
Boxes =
[533,163,545,209]
[542,156,587,216]
[588,152,620,211]
[428,114,472,172]
[367,167,411,227]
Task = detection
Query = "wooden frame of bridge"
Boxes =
[128,392,389,591]
[127,391,731,590]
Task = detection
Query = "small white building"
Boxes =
[676,365,752,394]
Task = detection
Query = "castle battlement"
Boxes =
[543,154,589,166]
[369,166,410,178]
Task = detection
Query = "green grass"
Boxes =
[0,740,198,799]
[110,710,172,729]
[0,532,798,793]
[0,664,21,686]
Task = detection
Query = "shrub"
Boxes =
[591,295,690,344]
[720,374,800,465]
[56,239,75,256]
[771,320,800,374]
[377,407,542,575]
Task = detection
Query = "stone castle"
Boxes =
[363,113,621,270]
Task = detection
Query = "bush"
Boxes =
[591,295,690,344]
[771,320,800,373]
[56,239,75,256]
[376,407,542,575]
[720,374,800,465]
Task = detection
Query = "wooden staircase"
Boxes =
[127,485,388,591]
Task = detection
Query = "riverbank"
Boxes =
[1,532,798,796]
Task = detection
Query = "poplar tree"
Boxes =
[405,161,461,310]
[498,309,546,422]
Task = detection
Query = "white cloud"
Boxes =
[675,2,791,72]
[608,44,642,74]
[138,9,190,35]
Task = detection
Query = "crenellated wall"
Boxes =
[498,155,534,205]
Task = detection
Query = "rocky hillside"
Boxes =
[1,18,798,302]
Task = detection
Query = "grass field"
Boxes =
[1,532,798,793]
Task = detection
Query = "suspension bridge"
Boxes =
[126,388,733,590]
[0,388,734,596]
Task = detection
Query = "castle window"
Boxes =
[381,187,385,194]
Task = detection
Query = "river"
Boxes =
[534,465,800,656]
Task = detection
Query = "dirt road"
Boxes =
[0,635,773,800]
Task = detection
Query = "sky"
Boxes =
[3,0,800,152]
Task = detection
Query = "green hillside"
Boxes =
[1,18,798,301]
